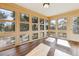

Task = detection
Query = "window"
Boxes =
[32,24,38,31]
[0,36,15,48]
[0,9,15,32]
[49,32,56,37]
[50,20,56,30]
[46,25,48,30]
[73,17,79,34]
[20,34,29,43]
[58,32,67,38]
[45,20,49,25]
[20,13,29,32]
[40,25,44,30]
[40,32,44,38]
[32,16,38,23]
[0,22,15,32]
[32,16,38,31]
[40,18,44,30]
[40,18,44,24]
[47,32,49,37]
[20,13,29,22]
[20,23,29,31]
[0,9,15,20]
[45,20,49,30]
[32,33,38,39]
[58,18,67,30]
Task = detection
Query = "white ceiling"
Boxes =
[17,3,79,16]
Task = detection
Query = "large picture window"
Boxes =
[0,9,15,20]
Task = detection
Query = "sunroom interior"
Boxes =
[0,3,79,56]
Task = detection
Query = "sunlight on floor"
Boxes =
[57,39,71,48]
[26,43,50,56]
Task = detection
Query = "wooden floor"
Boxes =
[0,38,56,56]
[0,38,74,56]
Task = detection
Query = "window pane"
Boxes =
[40,18,44,24]
[0,36,15,48]
[45,20,49,30]
[32,33,38,39]
[40,25,44,30]
[40,32,44,38]
[49,32,56,37]
[45,20,48,25]
[0,9,15,20]
[58,18,67,30]
[58,32,67,38]
[73,17,79,34]
[20,34,29,42]
[46,25,48,30]
[0,22,15,32]
[32,16,38,23]
[20,23,29,31]
[20,13,29,22]
[32,24,38,31]
[47,32,49,37]
[50,20,56,30]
